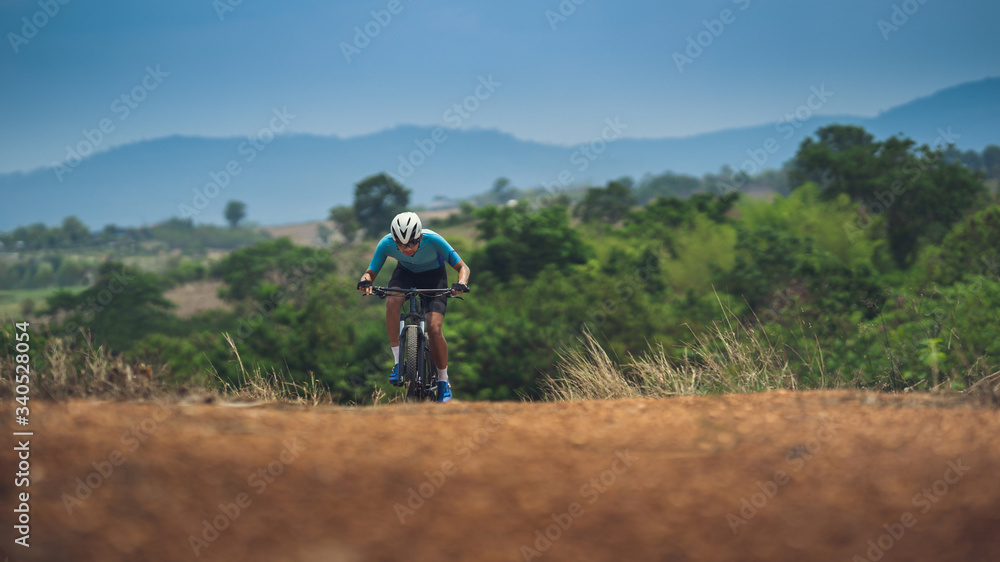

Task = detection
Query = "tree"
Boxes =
[574,180,636,224]
[635,171,701,203]
[8,223,53,250]
[958,148,982,171]
[316,224,333,245]
[55,259,87,286]
[471,203,590,283]
[916,206,1000,285]
[211,238,336,301]
[790,125,879,201]
[224,200,247,228]
[61,216,90,246]
[790,125,986,266]
[487,177,517,205]
[328,206,359,243]
[20,298,36,317]
[983,145,1000,179]
[44,262,176,351]
[622,192,737,241]
[353,173,410,238]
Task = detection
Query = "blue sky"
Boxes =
[2,0,998,174]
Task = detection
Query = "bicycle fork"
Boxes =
[415,319,427,389]
[399,317,430,393]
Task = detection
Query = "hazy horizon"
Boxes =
[2,0,999,174]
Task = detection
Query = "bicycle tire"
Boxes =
[402,325,421,398]
[423,341,438,400]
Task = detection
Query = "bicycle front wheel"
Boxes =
[402,325,421,398]
[423,340,438,400]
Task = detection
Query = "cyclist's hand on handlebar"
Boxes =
[451,282,469,296]
[357,279,373,296]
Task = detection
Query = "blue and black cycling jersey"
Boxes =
[367,229,462,274]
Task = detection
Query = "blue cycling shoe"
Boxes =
[437,380,452,403]
[389,364,403,387]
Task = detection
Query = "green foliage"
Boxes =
[448,288,560,400]
[44,261,177,351]
[0,255,92,289]
[131,332,230,386]
[912,206,1000,285]
[210,238,336,301]
[623,192,737,236]
[54,259,88,287]
[224,200,247,228]
[0,214,270,260]
[0,218,91,251]
[791,125,986,266]
[20,298,36,316]
[475,177,519,206]
[664,214,737,294]
[328,205,359,243]
[719,221,881,320]
[61,216,90,245]
[471,203,590,283]
[740,183,877,268]
[791,125,879,200]
[634,172,702,203]
[428,202,478,229]
[149,218,270,253]
[162,257,208,286]
[574,180,636,224]
[11,126,997,403]
[982,145,1000,179]
[316,224,333,245]
[353,173,411,238]
[839,278,1000,390]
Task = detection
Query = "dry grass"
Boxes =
[0,336,167,401]
[364,384,407,407]
[8,326,993,406]
[541,299,998,403]
[0,332,337,405]
[965,370,1000,407]
[542,307,802,401]
[212,333,335,405]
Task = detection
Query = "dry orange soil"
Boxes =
[2,390,998,561]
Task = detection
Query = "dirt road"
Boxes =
[2,391,998,561]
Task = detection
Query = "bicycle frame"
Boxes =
[372,286,461,400]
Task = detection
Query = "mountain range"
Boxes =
[2,77,998,231]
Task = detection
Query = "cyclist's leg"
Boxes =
[426,311,447,371]
[423,264,450,375]
[385,295,403,346]
[385,265,415,387]
[386,264,412,347]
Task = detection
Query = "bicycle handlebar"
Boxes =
[369,286,465,299]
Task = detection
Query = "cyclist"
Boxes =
[357,212,470,402]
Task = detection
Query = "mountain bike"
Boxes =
[371,286,464,401]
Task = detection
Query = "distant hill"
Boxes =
[2,77,997,230]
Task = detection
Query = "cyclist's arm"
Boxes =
[423,231,469,292]
[451,260,470,295]
[366,238,391,274]
[452,260,470,285]
[358,268,377,295]
[359,236,392,295]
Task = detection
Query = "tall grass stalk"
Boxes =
[542,304,799,401]
[218,333,334,405]
[1,335,164,400]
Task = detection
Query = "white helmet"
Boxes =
[390,212,422,245]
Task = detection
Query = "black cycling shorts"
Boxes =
[388,264,449,315]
